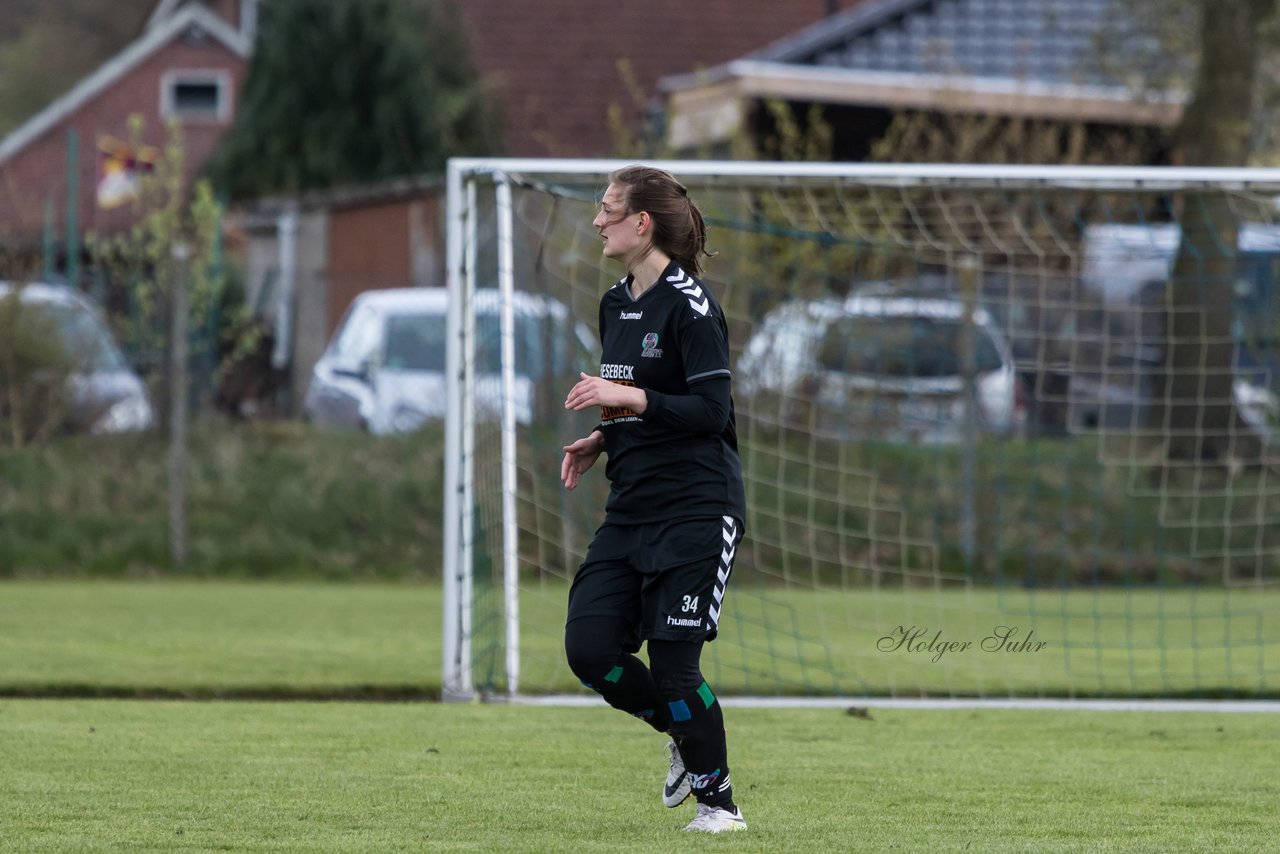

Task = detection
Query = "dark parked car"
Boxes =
[737,294,1024,443]
[0,281,154,436]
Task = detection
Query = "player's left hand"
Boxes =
[564,372,646,413]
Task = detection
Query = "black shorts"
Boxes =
[567,515,744,647]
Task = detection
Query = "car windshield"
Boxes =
[817,315,1004,378]
[329,303,383,367]
[38,301,127,372]
[384,313,447,370]
[474,313,585,381]
[378,308,591,380]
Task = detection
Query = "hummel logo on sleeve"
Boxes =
[666,269,709,316]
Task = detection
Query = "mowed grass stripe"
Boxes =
[2,580,1278,698]
[0,581,440,696]
[1,702,1277,853]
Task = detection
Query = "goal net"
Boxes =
[443,159,1280,702]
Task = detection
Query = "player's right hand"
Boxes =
[561,431,604,490]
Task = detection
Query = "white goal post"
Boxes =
[443,158,1280,703]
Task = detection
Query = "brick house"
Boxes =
[0,0,255,256]
[1,1,869,405]
[455,0,871,157]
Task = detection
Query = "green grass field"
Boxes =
[3,701,1278,852]
[511,579,1280,698]
[4,581,1276,699]
[0,581,438,698]
[3,580,1279,851]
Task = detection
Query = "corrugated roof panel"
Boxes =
[774,0,1143,87]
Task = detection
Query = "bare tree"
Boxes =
[1156,0,1279,472]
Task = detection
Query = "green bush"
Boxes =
[0,420,445,578]
[0,290,75,448]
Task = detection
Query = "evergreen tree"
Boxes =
[206,0,500,199]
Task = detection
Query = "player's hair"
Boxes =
[610,165,715,277]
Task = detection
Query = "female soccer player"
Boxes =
[561,165,747,833]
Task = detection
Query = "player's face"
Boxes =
[593,184,644,263]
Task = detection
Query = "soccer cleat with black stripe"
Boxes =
[663,740,691,807]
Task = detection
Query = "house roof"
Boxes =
[750,0,1130,87]
[0,3,250,165]
[144,0,257,41]
[661,59,1182,125]
[237,173,445,228]
[145,0,190,30]
[660,0,1185,147]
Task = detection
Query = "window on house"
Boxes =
[174,81,219,113]
[161,71,231,122]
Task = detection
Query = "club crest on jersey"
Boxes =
[641,332,663,358]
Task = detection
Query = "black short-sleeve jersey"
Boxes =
[594,260,746,524]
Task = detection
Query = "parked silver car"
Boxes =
[1063,343,1278,439]
[0,281,154,436]
[737,295,1024,443]
[303,287,596,434]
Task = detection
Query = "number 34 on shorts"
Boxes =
[659,515,742,639]
[664,591,709,631]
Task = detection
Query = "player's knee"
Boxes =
[564,620,616,684]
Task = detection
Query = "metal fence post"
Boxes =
[169,240,191,569]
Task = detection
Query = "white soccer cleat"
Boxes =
[683,803,747,833]
[663,740,691,808]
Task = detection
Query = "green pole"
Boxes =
[203,198,227,395]
[43,192,55,281]
[213,193,227,273]
[65,127,79,286]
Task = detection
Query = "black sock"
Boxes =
[649,640,735,809]
[668,680,733,807]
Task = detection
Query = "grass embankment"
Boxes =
[0,422,445,578]
[742,430,1280,586]
[3,422,1277,699]
[2,421,1277,585]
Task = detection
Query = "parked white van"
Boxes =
[303,288,596,434]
